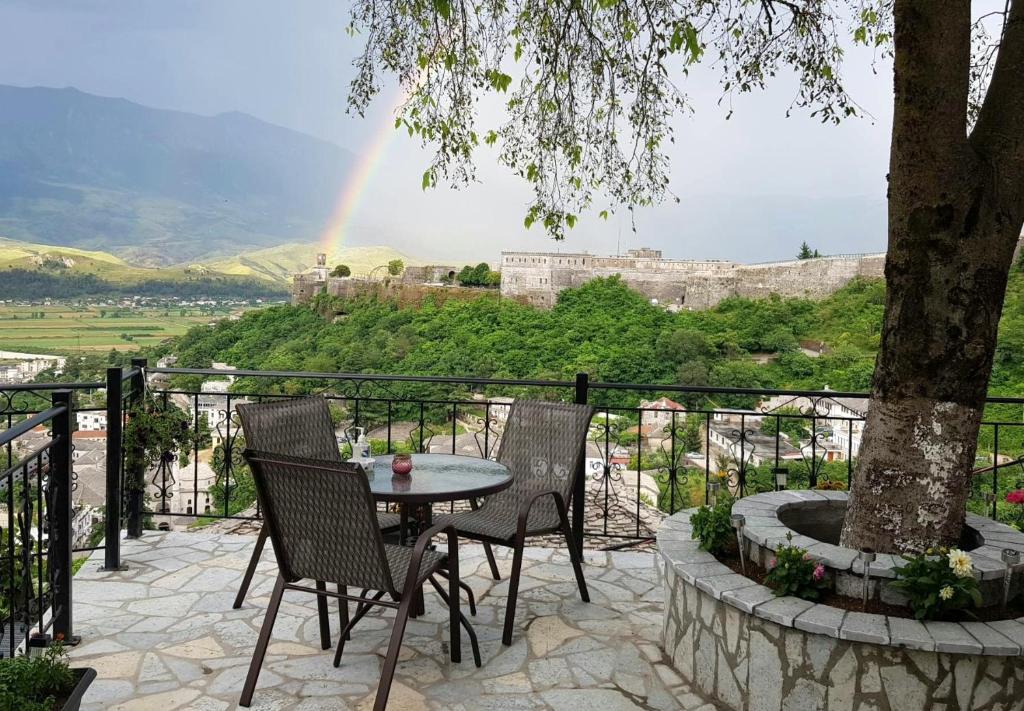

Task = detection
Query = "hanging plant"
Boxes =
[122,396,195,493]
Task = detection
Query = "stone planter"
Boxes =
[657,493,1024,711]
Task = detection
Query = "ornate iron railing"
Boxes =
[0,390,77,657]
[5,367,1024,576]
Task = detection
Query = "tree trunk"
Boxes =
[840,1,1024,553]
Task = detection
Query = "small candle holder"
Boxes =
[731,513,747,575]
[707,481,721,507]
[860,548,876,609]
[773,467,788,491]
[1002,548,1021,610]
[391,453,413,476]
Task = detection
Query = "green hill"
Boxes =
[199,243,422,283]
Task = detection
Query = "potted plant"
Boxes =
[122,395,195,537]
[0,638,96,711]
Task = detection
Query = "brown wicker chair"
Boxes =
[232,398,399,645]
[436,399,594,646]
[238,450,480,710]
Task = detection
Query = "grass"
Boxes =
[0,304,242,353]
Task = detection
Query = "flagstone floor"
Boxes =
[69,532,718,710]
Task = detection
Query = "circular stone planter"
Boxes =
[656,491,1024,711]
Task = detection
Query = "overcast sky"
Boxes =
[0,0,896,263]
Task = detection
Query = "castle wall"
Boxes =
[498,250,886,309]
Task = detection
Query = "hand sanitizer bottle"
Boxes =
[357,432,374,472]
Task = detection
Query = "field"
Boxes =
[0,304,236,353]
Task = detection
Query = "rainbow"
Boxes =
[316,83,417,261]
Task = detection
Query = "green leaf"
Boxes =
[421,170,433,191]
[432,0,451,20]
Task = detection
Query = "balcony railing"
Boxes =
[3,364,1024,653]
[0,389,76,658]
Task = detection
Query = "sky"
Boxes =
[0,0,896,264]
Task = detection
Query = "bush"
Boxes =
[891,548,982,620]
[0,641,75,711]
[764,533,828,600]
[690,497,734,554]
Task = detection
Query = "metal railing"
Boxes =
[5,367,1024,577]
[0,390,76,657]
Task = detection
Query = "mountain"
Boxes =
[199,243,422,282]
[0,85,355,265]
[0,236,273,288]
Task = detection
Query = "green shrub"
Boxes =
[891,547,982,620]
[689,498,734,554]
[0,641,75,711]
[764,533,828,600]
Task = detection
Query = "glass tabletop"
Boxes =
[365,453,512,503]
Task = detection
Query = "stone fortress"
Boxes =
[499,248,886,309]
[292,248,888,310]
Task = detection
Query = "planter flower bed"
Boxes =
[656,491,1024,711]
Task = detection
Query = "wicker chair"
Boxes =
[232,398,400,641]
[437,399,594,645]
[238,451,480,710]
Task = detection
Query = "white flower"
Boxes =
[948,549,973,578]
[939,586,954,601]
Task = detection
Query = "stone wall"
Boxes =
[657,511,1024,711]
[499,251,886,309]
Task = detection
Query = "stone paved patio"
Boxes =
[69,531,717,710]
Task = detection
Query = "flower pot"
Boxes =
[57,668,96,711]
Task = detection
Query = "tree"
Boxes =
[345,2,1024,553]
[797,242,821,260]
[387,259,404,276]
[330,264,351,278]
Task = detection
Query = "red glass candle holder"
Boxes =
[391,453,413,476]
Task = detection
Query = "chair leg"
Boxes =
[373,592,415,711]
[429,576,481,667]
[338,584,350,642]
[559,508,590,603]
[448,548,461,663]
[239,574,285,707]
[435,569,477,616]
[482,542,501,581]
[315,581,331,650]
[501,540,525,646]
[233,525,270,609]
[334,590,386,668]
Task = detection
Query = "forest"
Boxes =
[161,269,1024,404]
[0,268,287,300]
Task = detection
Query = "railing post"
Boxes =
[49,390,78,644]
[572,372,589,556]
[102,367,124,570]
[125,358,147,539]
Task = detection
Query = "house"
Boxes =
[639,397,687,430]
[76,412,107,432]
[758,392,868,459]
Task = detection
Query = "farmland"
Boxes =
[0,304,247,354]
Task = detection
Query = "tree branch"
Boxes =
[971,0,1024,178]
[890,0,972,179]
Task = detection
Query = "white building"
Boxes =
[76,412,107,432]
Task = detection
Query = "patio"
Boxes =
[68,531,718,711]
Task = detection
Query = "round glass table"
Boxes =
[366,453,512,504]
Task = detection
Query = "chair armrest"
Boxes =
[402,521,459,597]
[515,489,568,540]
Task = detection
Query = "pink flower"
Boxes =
[767,558,777,570]
[1006,490,1024,505]
[812,563,825,581]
